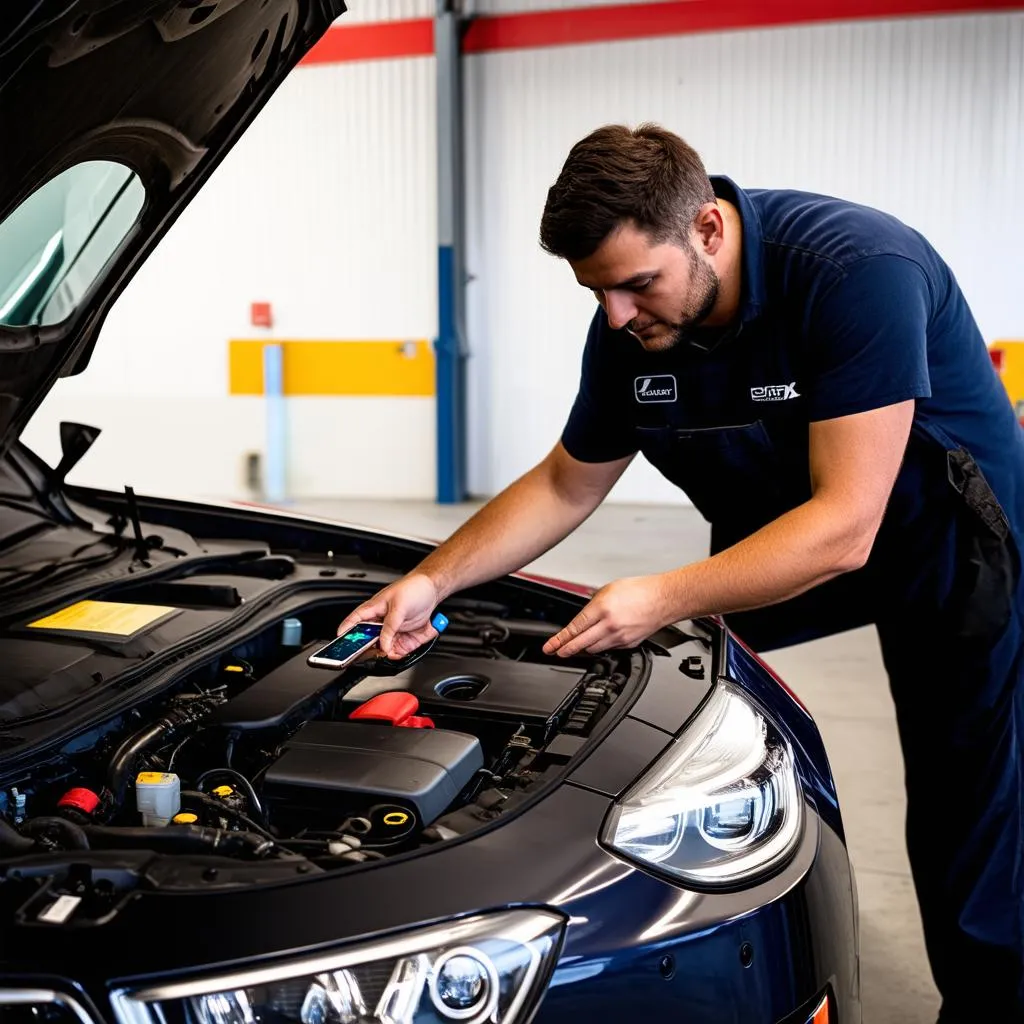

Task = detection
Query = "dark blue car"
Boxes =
[0,2,858,1022]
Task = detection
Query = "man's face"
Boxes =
[569,221,720,352]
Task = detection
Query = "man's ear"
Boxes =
[693,202,724,255]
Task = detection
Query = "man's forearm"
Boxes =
[414,464,600,600]
[659,496,875,623]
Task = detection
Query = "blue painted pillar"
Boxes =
[263,341,287,504]
[435,1,468,503]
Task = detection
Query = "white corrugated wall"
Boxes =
[24,3,440,502]
[464,12,1024,503]
[342,0,431,21]
[21,8,1023,505]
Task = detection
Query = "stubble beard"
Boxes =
[637,247,721,353]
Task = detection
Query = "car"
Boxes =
[0,3,860,1023]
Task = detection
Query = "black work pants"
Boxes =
[879,608,1024,1020]
[726,437,1024,1018]
[878,443,1024,1019]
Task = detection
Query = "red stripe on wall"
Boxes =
[303,0,1023,63]
[463,0,1024,52]
[301,18,434,64]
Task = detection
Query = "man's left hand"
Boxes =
[542,574,671,658]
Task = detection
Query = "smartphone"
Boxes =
[307,622,383,669]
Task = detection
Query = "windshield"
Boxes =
[0,161,146,328]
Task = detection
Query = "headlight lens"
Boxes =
[602,681,803,887]
[111,910,563,1024]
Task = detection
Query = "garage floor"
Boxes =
[292,497,940,1024]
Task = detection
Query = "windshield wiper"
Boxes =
[0,536,126,594]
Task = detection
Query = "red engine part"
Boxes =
[349,691,435,729]
[57,787,101,816]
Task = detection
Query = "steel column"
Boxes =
[435,0,468,503]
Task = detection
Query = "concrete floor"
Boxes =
[292,496,940,1023]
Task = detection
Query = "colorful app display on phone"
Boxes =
[308,623,383,667]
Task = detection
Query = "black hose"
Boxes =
[224,731,237,769]
[107,712,191,809]
[195,769,265,823]
[180,791,275,841]
[21,817,90,851]
[0,817,36,854]
[83,824,273,859]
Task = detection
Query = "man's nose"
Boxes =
[604,291,638,330]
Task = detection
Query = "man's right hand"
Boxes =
[336,573,441,659]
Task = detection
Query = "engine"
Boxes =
[0,602,634,871]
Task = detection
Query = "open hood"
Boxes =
[0,0,345,458]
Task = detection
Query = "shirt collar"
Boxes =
[710,174,767,325]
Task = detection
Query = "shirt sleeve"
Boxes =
[806,254,933,422]
[560,310,640,462]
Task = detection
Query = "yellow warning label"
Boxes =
[990,340,1024,423]
[26,600,177,637]
[137,772,173,785]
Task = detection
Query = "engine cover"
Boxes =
[339,656,586,726]
[263,721,483,828]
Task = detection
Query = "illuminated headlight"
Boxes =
[602,682,803,887]
[111,910,563,1024]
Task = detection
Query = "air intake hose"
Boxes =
[107,704,207,811]
[0,816,37,854]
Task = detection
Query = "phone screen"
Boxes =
[312,623,383,664]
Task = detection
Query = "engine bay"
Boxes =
[0,582,637,878]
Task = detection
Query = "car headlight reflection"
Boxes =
[111,910,563,1024]
[602,682,803,887]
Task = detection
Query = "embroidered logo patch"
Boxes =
[634,375,677,403]
[751,382,800,402]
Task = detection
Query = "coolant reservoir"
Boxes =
[136,772,181,826]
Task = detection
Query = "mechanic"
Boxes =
[338,124,1024,1022]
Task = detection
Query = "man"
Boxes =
[338,123,1024,1021]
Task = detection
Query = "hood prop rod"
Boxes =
[123,485,150,567]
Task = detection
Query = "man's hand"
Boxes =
[336,573,440,659]
[542,574,671,658]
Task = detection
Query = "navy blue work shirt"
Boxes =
[561,177,1024,648]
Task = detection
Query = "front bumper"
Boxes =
[533,806,859,1024]
[0,795,857,1024]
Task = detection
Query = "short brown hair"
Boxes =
[539,123,715,261]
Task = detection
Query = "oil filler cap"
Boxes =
[368,803,417,842]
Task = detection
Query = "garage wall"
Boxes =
[342,0,431,21]
[21,6,1023,506]
[23,8,440,503]
[464,11,1024,503]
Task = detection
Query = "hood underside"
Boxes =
[0,0,344,456]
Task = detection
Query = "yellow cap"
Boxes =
[173,812,199,824]
[212,785,234,798]
[224,664,244,673]
[137,772,173,785]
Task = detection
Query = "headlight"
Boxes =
[602,681,803,887]
[111,910,564,1024]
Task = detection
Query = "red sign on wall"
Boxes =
[251,302,273,328]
